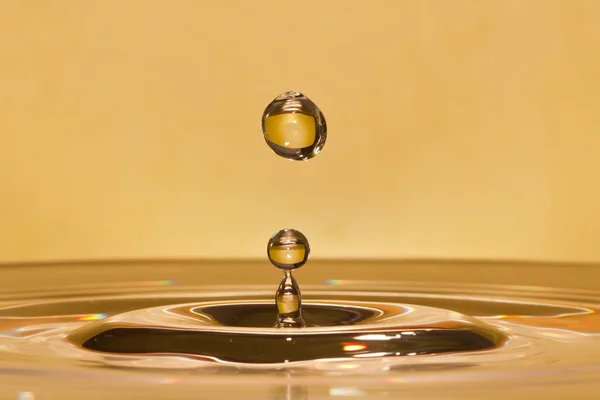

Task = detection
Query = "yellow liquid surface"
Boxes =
[269,246,307,265]
[264,113,316,148]
[276,292,300,314]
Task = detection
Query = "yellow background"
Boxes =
[1,0,599,263]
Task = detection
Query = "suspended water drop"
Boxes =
[268,229,310,328]
[262,91,327,161]
[267,229,310,270]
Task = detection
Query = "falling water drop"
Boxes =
[268,229,310,327]
[262,91,327,161]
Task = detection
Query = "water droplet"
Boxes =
[267,229,310,270]
[262,91,327,161]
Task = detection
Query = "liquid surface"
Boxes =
[73,301,505,364]
[2,260,600,399]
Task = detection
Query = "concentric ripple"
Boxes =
[68,300,506,364]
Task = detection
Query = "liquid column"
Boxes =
[275,270,304,328]
[267,229,310,328]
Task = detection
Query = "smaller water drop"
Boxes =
[268,229,310,328]
[262,91,327,161]
[267,229,310,270]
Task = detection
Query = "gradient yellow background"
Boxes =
[1,1,599,263]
